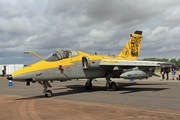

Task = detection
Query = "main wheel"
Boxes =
[45,90,53,97]
[109,82,117,91]
[85,82,92,90]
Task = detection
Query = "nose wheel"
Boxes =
[45,90,52,97]
[40,81,53,97]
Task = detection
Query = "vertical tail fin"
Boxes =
[118,31,143,60]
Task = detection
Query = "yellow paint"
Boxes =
[25,51,44,60]
[101,60,122,63]
[11,32,143,76]
[55,71,61,73]
[54,50,63,59]
[12,58,76,76]
[118,33,142,60]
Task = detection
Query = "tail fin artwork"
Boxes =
[118,31,143,60]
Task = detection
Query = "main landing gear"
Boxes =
[105,71,117,91]
[106,79,117,91]
[85,79,92,90]
[84,77,117,91]
[39,81,53,97]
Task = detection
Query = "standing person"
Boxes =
[165,67,170,80]
[172,63,178,80]
[2,70,5,76]
[160,67,166,81]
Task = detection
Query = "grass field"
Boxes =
[0,76,6,79]
[155,69,160,72]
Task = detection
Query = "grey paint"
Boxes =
[100,59,172,67]
[11,58,171,82]
[12,60,111,82]
[120,70,148,79]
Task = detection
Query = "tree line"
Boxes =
[141,58,180,66]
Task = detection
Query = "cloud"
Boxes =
[1,0,180,65]
[160,5,180,26]
[89,29,114,38]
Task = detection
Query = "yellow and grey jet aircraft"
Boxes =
[7,31,171,97]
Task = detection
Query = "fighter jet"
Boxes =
[7,31,171,97]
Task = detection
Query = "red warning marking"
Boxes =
[59,65,71,74]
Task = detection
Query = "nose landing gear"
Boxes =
[39,81,53,97]
[44,90,52,97]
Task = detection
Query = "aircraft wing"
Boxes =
[99,59,172,67]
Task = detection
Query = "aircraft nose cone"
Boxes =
[7,75,13,80]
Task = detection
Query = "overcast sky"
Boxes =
[0,0,180,65]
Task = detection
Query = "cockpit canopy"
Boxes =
[44,50,79,61]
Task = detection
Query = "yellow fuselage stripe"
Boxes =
[11,51,136,76]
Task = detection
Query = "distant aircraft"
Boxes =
[7,31,171,97]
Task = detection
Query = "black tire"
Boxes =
[45,90,53,97]
[85,82,92,90]
[109,82,117,90]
